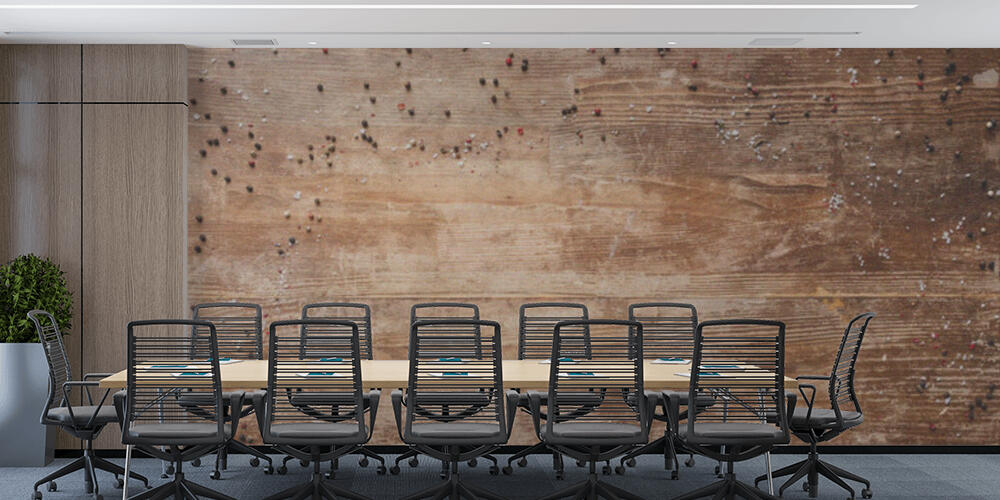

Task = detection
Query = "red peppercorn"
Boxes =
[517,127,524,135]
[593,108,601,116]
[322,48,328,54]
[916,80,924,89]
[690,59,698,69]
[397,102,406,110]
[505,57,512,66]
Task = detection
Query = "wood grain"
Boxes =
[186,48,1000,445]
[83,103,187,449]
[0,45,80,102]
[83,45,186,103]
[0,103,83,449]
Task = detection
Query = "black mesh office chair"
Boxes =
[754,312,875,499]
[529,319,654,500]
[391,303,496,476]
[503,302,589,477]
[187,302,273,478]
[28,310,148,500]
[391,318,518,500]
[115,319,241,500]
[252,319,379,500]
[617,302,708,479]
[669,319,793,500]
[275,303,385,476]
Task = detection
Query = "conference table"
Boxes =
[98,359,797,390]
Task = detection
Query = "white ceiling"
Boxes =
[0,1,997,48]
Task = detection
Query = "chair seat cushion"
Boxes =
[679,422,786,446]
[790,407,863,430]
[129,423,230,440]
[549,422,643,441]
[269,422,366,441]
[408,422,503,441]
[47,405,118,427]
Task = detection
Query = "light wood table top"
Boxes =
[98,359,796,390]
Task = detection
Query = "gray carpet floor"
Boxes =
[4,452,997,499]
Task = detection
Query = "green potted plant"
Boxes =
[0,254,72,466]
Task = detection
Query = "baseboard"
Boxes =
[56,445,1000,459]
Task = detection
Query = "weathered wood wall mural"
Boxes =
[188,48,1000,445]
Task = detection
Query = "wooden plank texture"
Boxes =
[0,103,83,449]
[83,45,186,103]
[83,103,187,449]
[186,48,1000,445]
[0,45,80,102]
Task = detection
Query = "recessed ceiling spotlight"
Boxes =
[666,41,678,45]
[481,41,492,45]
[307,41,317,45]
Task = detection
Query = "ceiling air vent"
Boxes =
[232,39,276,47]
[748,37,803,46]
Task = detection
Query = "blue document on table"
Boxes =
[653,358,688,364]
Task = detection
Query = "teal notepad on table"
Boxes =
[171,372,210,377]
[701,364,740,370]
[652,357,687,364]
[561,372,595,377]
[296,372,345,377]
[431,372,469,377]
[152,364,191,369]
[540,357,575,364]
[676,372,722,378]
[437,357,462,362]
[319,357,343,362]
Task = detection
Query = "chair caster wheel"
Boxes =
[614,465,625,475]
[576,460,586,468]
[264,466,274,475]
[115,476,124,489]
[165,465,175,475]
[210,471,221,480]
[249,457,260,467]
[803,482,810,492]
[489,466,499,476]
[467,458,477,467]
[408,457,419,467]
[48,482,57,492]
[85,482,94,494]
[502,466,513,475]
[192,458,201,467]
[602,465,612,475]
[376,466,387,475]
[160,474,168,479]
[277,466,288,475]
[299,459,309,467]
[555,471,565,480]
[862,489,872,499]
[517,457,528,467]
[325,472,336,480]
[671,471,679,480]
[439,470,448,479]
[625,458,636,467]
[95,495,103,500]
[684,457,695,468]
[32,492,42,500]
[359,457,369,467]
[389,465,401,475]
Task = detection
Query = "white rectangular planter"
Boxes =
[0,343,56,466]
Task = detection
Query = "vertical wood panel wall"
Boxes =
[0,44,187,450]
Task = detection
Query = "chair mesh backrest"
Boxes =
[410,303,482,359]
[191,302,263,360]
[547,320,645,428]
[406,319,506,429]
[267,320,365,430]
[301,303,373,360]
[688,320,787,436]
[829,313,875,418]
[518,303,589,360]
[28,310,72,417]
[629,303,697,359]
[126,320,225,437]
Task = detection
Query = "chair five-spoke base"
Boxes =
[127,471,232,500]
[755,451,872,500]
[674,472,779,500]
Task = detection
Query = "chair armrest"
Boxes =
[62,381,110,427]
[228,392,245,437]
[504,390,520,439]
[795,375,831,381]
[83,372,113,380]
[364,390,381,442]
[526,391,545,437]
[391,390,405,441]
[661,391,682,435]
[796,383,817,421]
[642,391,660,433]
[251,391,269,441]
